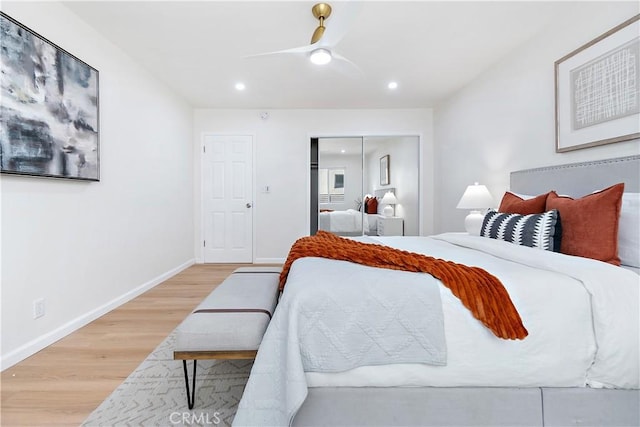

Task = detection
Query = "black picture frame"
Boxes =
[380,154,389,186]
[0,12,100,181]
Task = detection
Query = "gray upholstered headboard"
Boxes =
[373,187,395,199]
[510,155,640,197]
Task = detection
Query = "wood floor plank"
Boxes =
[0,263,255,427]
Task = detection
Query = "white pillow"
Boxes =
[619,193,640,268]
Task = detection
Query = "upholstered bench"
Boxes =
[173,266,281,409]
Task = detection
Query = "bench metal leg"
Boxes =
[182,359,197,409]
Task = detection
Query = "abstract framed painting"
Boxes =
[0,12,99,180]
[555,14,640,153]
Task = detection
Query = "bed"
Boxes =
[318,208,370,236]
[235,155,640,427]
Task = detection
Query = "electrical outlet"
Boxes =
[33,298,45,319]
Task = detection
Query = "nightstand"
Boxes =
[377,216,404,236]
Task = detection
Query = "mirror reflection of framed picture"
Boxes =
[380,155,389,185]
[333,173,344,189]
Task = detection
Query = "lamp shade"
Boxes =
[456,183,493,209]
[380,191,398,205]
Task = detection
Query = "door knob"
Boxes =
[246,203,252,208]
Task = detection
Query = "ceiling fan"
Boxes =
[247,2,362,75]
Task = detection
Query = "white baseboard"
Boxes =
[195,258,283,264]
[254,257,285,264]
[1,258,195,371]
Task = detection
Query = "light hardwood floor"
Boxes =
[1,263,250,427]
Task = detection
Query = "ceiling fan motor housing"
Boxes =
[312,3,332,20]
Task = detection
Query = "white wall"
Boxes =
[433,2,640,233]
[193,109,433,263]
[1,2,194,369]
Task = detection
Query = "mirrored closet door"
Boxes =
[310,135,420,237]
[312,137,365,236]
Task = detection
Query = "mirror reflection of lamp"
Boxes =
[456,183,494,235]
[381,191,398,217]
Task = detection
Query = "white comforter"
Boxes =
[233,257,448,426]
[318,209,369,233]
[235,233,639,426]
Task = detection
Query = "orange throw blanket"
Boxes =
[280,231,528,340]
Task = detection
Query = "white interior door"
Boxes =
[202,135,253,263]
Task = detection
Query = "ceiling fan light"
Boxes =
[310,48,332,65]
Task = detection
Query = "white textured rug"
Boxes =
[83,332,252,427]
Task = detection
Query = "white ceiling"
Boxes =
[62,1,578,109]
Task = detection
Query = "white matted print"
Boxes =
[555,15,639,153]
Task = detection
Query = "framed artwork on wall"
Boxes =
[380,154,389,186]
[555,14,640,153]
[0,12,100,180]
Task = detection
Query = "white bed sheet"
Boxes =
[306,233,639,390]
[318,209,369,234]
[366,213,378,234]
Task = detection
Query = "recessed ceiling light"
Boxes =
[388,81,398,90]
[235,82,246,91]
[341,149,346,153]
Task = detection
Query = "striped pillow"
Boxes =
[480,210,562,252]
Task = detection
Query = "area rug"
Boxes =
[82,331,252,427]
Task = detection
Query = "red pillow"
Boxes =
[366,197,378,214]
[546,183,624,265]
[499,191,549,214]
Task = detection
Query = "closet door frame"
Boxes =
[310,136,364,236]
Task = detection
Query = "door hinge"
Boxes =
[203,145,206,153]
[203,240,206,247]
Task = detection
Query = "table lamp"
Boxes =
[456,183,494,235]
[380,191,398,217]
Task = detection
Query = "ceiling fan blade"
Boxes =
[332,51,364,78]
[318,1,361,47]
[244,43,315,59]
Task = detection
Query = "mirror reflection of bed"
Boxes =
[319,208,370,237]
[312,136,420,237]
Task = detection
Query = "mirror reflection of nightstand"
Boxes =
[377,216,404,236]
